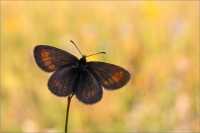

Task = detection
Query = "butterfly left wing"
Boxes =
[48,66,78,97]
[88,62,131,90]
[75,71,103,104]
[34,45,78,72]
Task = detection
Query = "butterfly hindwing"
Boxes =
[75,71,102,104]
[34,45,78,72]
[48,66,77,97]
[88,62,131,90]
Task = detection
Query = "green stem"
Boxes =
[65,94,74,133]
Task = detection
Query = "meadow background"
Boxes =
[1,1,199,132]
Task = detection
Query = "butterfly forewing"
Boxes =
[75,71,102,104]
[88,62,131,90]
[48,66,77,97]
[34,45,78,72]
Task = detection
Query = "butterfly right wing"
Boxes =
[88,62,131,90]
[75,71,103,104]
[34,45,78,72]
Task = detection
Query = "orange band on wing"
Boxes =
[41,49,55,69]
[91,90,96,96]
[41,49,50,58]
[82,90,97,97]
[103,71,124,85]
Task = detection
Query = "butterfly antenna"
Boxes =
[86,52,106,58]
[70,40,83,56]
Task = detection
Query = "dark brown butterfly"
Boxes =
[33,40,131,104]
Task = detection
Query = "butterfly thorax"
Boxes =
[76,55,88,72]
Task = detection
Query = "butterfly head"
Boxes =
[70,40,106,72]
[76,55,87,72]
[80,55,87,62]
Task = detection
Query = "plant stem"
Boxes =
[65,94,74,133]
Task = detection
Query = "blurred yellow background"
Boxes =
[1,1,199,132]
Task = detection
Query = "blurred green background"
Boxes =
[1,1,199,132]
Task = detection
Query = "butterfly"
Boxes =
[33,40,131,104]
